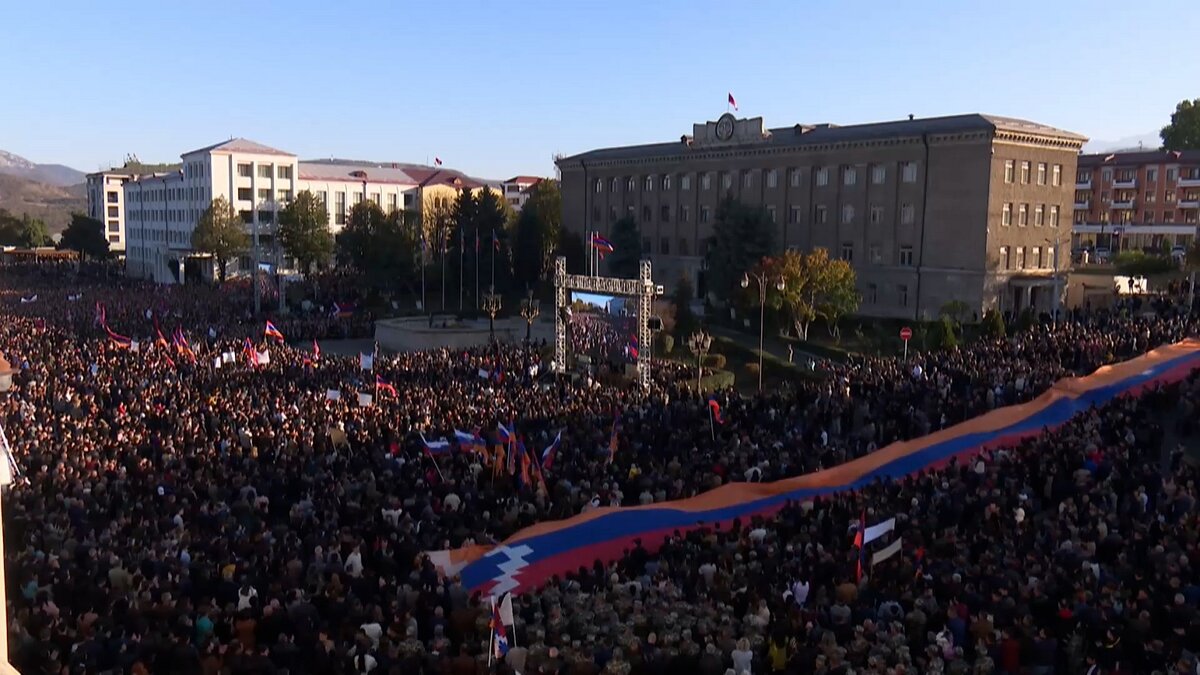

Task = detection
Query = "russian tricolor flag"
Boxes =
[541,430,562,470]
[420,434,452,455]
[497,422,514,445]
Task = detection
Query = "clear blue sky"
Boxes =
[2,0,1197,179]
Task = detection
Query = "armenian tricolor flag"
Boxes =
[591,234,615,258]
[708,397,724,425]
[264,321,285,341]
[375,374,397,396]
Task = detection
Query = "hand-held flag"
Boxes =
[264,320,285,341]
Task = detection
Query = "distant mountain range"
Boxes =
[0,150,87,233]
[0,150,85,187]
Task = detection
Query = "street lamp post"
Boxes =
[687,330,713,394]
[519,291,540,343]
[741,271,786,392]
[1045,236,1061,326]
[482,286,502,341]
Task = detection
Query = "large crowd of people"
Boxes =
[1,261,1199,674]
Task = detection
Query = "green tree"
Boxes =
[558,229,587,274]
[278,190,333,275]
[751,248,858,340]
[191,197,249,282]
[512,207,546,288]
[511,181,562,286]
[705,198,775,303]
[939,300,971,326]
[59,213,110,262]
[931,315,959,350]
[476,188,511,288]
[1161,98,1200,151]
[672,274,699,340]
[605,215,641,278]
[17,214,51,247]
[337,201,390,275]
[0,210,21,246]
[981,309,1006,339]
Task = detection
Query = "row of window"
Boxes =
[128,208,200,225]
[129,186,205,203]
[997,245,1055,271]
[838,243,914,266]
[1075,189,1200,205]
[595,201,919,227]
[1002,160,1064,187]
[237,163,293,180]
[1000,203,1061,228]
[236,188,294,203]
[1077,166,1200,184]
[862,282,910,308]
[183,161,208,180]
[1077,210,1200,225]
[128,229,189,244]
[593,163,920,195]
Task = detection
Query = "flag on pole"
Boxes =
[708,397,725,424]
[493,229,501,252]
[728,91,738,110]
[420,433,452,456]
[497,422,514,446]
[375,374,397,396]
[434,157,443,166]
[591,234,615,258]
[862,517,896,545]
[541,430,562,469]
[871,537,903,567]
[853,509,866,582]
[264,320,285,341]
[491,598,510,659]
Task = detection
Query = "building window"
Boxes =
[866,283,878,304]
[1165,210,1176,223]
[1004,203,1014,228]
[816,168,829,187]
[280,189,294,203]
[902,162,918,183]
[721,172,732,190]
[1101,167,1113,182]
[678,238,689,256]
[1145,191,1156,203]
[1052,164,1062,187]
[1032,246,1042,269]
[901,203,915,225]
[644,175,654,192]
[335,192,346,225]
[609,206,617,221]
[1168,168,1178,181]
[999,246,1010,270]
[609,177,619,192]
[107,220,120,233]
[626,177,635,192]
[662,174,671,190]
[640,206,651,222]
[701,173,711,190]
[843,166,857,186]
[1016,246,1026,269]
[354,192,365,205]
[1004,160,1014,184]
[1018,161,1030,184]
[108,234,120,243]
[869,205,883,225]
[700,206,711,223]
[742,171,752,189]
[660,237,670,255]
[388,194,398,212]
[789,206,802,224]
[107,191,119,203]
[641,237,651,254]
[660,205,670,222]
[872,165,886,185]
[257,188,271,201]
[1018,203,1028,227]
[681,175,691,190]
[277,165,292,179]
[237,163,252,178]
[841,204,855,224]
[815,205,828,224]
[766,206,777,223]
[897,284,909,307]
[790,168,802,187]
[680,205,690,223]
[840,242,853,262]
[258,165,273,179]
[1034,204,1044,227]
[1049,205,1059,227]
[1037,163,1047,186]
[899,246,914,266]
[869,244,882,264]
[1166,191,1177,204]
[107,206,119,218]
[1143,210,1154,223]
[766,169,778,188]
[1099,211,1110,224]
[594,179,602,193]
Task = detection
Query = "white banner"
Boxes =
[130,340,140,353]
[256,350,270,365]
[360,353,374,371]
[871,537,903,567]
[326,389,341,401]
[213,357,222,369]
[863,517,896,545]
[358,392,373,407]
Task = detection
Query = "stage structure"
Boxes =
[553,256,660,390]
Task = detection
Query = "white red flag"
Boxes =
[728,92,738,111]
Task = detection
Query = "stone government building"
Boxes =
[557,113,1086,319]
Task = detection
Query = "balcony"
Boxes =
[1075,179,1091,189]
[1074,200,1090,210]
[1179,176,1200,188]
[1113,177,1137,189]
[1111,199,1136,210]
[1181,200,1200,209]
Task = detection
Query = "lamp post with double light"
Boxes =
[519,290,540,343]
[482,286,503,341]
[742,271,785,392]
[687,330,712,394]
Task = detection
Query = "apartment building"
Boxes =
[104,138,495,284]
[501,175,543,210]
[557,113,1085,319]
[1071,149,1200,253]
[85,171,134,251]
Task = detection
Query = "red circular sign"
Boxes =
[899,327,913,340]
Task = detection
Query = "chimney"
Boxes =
[908,114,914,121]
